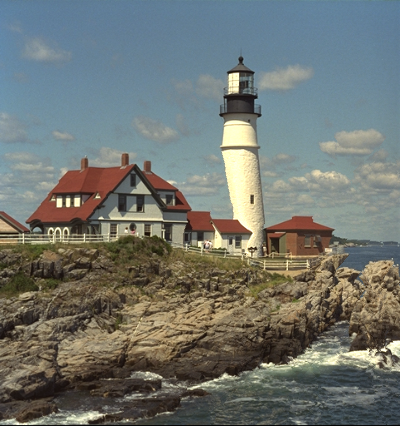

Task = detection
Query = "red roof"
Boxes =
[144,171,177,191]
[211,219,251,234]
[27,164,191,225]
[143,171,191,212]
[269,232,286,238]
[27,165,135,225]
[266,216,334,232]
[186,211,214,231]
[0,211,30,233]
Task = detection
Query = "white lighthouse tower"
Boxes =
[220,56,265,256]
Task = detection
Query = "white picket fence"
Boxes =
[171,242,310,271]
[1,234,310,271]
[0,233,118,245]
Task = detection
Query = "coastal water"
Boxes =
[2,245,400,425]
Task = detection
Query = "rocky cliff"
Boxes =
[0,244,368,422]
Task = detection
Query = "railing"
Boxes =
[224,87,258,96]
[0,234,310,271]
[170,242,310,271]
[0,233,118,245]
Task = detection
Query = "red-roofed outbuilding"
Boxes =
[265,216,334,256]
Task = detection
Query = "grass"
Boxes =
[248,273,292,299]
[105,235,172,264]
[0,272,39,297]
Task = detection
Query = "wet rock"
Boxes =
[15,400,58,423]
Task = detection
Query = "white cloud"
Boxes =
[178,172,226,196]
[90,147,138,167]
[195,74,224,100]
[0,113,28,143]
[204,154,221,165]
[22,37,72,64]
[273,153,297,164]
[8,22,23,33]
[319,129,385,156]
[52,130,75,141]
[305,170,350,191]
[259,65,314,91]
[262,170,279,178]
[355,161,400,190]
[370,149,389,162]
[132,116,180,144]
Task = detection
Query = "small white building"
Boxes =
[26,154,191,245]
[211,218,252,255]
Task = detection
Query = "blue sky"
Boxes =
[1,0,399,241]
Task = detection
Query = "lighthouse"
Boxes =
[220,56,265,256]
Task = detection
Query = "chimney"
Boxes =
[81,156,88,171]
[143,161,151,173]
[121,153,129,167]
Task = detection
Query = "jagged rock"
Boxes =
[349,260,400,351]
[0,250,364,422]
[15,400,58,423]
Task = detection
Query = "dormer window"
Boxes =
[166,194,174,206]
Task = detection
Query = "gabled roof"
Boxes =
[186,211,214,232]
[266,216,334,232]
[211,219,251,234]
[27,164,136,225]
[26,163,191,225]
[144,171,191,212]
[0,211,29,233]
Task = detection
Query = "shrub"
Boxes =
[0,273,38,297]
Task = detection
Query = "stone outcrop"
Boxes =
[0,248,363,422]
[349,260,400,352]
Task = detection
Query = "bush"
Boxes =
[0,273,38,297]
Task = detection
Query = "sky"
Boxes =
[1,0,399,242]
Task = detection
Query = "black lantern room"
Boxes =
[220,56,261,117]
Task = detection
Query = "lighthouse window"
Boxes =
[250,194,255,204]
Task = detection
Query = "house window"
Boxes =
[137,195,144,212]
[229,237,233,245]
[94,192,101,199]
[118,195,127,212]
[250,194,254,204]
[184,232,190,243]
[144,224,151,237]
[164,224,172,241]
[110,224,118,238]
[197,231,204,242]
[166,194,174,206]
[50,194,56,202]
[56,196,62,208]
[235,236,242,248]
[305,235,311,247]
[62,196,66,208]
[130,174,136,187]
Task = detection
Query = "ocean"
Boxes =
[2,245,400,425]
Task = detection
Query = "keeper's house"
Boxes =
[265,216,334,256]
[26,154,191,245]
